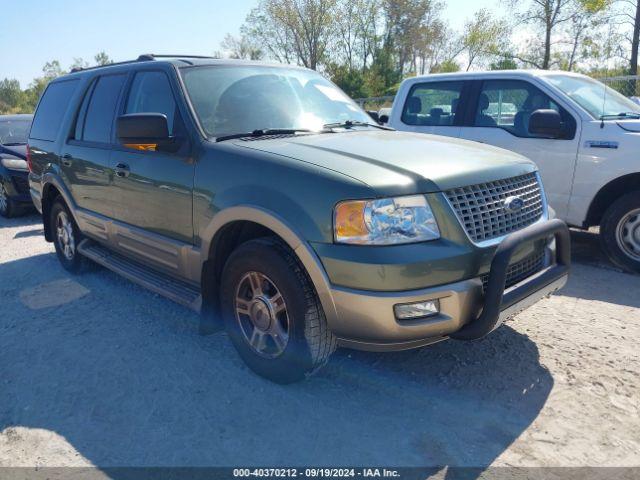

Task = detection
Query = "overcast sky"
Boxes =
[0,0,498,87]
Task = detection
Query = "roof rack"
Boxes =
[69,54,218,73]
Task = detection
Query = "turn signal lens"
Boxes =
[335,200,368,240]
[26,144,33,172]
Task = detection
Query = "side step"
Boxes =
[78,239,202,312]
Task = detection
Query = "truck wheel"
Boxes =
[0,182,15,218]
[50,199,89,273]
[600,191,640,274]
[220,237,337,384]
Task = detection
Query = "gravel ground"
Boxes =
[0,213,639,468]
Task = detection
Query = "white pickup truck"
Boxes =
[386,70,640,272]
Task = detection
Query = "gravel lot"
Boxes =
[1,213,639,468]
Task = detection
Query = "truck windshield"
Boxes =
[180,65,372,138]
[0,119,31,145]
[545,74,640,119]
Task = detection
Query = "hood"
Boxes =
[0,144,27,160]
[234,130,536,194]
[617,120,640,133]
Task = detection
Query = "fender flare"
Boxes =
[199,205,339,328]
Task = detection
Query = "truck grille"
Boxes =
[445,172,544,243]
[481,250,546,292]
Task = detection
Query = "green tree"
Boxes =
[94,51,112,66]
[459,9,510,70]
[490,55,519,70]
[431,58,461,73]
[221,33,264,60]
[0,79,23,113]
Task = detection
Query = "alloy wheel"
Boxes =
[56,211,76,261]
[234,271,290,358]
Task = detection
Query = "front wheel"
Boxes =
[0,181,16,218]
[220,238,336,384]
[600,191,640,274]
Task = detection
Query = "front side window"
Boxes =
[474,79,573,138]
[401,81,464,126]
[180,65,371,137]
[544,74,640,119]
[82,74,126,143]
[125,71,177,134]
[30,80,79,142]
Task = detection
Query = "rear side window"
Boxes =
[30,80,79,141]
[402,81,465,126]
[125,71,177,134]
[82,74,126,143]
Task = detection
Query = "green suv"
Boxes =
[28,55,570,383]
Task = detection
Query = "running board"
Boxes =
[77,239,202,312]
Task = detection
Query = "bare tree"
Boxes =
[221,33,264,60]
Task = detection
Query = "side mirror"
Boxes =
[379,114,389,124]
[367,110,380,123]
[116,113,171,151]
[529,109,563,138]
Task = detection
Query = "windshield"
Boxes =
[545,74,640,119]
[0,119,31,145]
[180,65,372,137]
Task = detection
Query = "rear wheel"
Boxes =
[0,182,16,218]
[50,199,89,273]
[600,192,640,274]
[220,237,336,384]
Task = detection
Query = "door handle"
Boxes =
[114,163,130,178]
[61,154,73,167]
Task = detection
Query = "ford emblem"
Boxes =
[503,196,525,213]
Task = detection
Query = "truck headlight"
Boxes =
[1,156,28,171]
[334,195,440,245]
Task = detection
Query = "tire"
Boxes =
[600,191,640,274]
[0,181,16,218]
[220,237,337,384]
[50,199,89,273]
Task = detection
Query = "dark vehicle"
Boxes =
[0,114,33,217]
[28,55,569,383]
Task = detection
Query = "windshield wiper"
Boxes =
[600,112,640,120]
[215,128,328,143]
[1,142,27,146]
[323,120,394,131]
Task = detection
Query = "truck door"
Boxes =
[458,79,580,219]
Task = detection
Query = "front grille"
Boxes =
[481,250,546,292]
[445,172,544,243]
[11,175,29,195]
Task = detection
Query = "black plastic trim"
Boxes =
[451,219,571,340]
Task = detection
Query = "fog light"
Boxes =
[394,299,440,320]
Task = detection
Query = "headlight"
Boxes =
[1,156,28,171]
[334,195,440,245]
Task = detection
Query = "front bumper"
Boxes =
[328,219,570,351]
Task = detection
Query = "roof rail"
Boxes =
[69,54,218,73]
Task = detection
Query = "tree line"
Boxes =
[0,52,112,115]
[2,0,640,114]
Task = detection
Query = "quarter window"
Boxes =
[30,80,79,142]
[125,71,177,134]
[474,79,574,138]
[401,81,465,126]
[82,74,127,143]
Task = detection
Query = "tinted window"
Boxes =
[401,81,464,126]
[126,71,177,133]
[474,79,574,138]
[83,74,126,143]
[0,119,32,144]
[73,80,95,140]
[30,80,79,141]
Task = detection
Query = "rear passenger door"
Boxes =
[109,69,195,261]
[395,81,469,138]
[458,79,580,218]
[60,73,127,218]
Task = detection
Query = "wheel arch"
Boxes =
[199,206,338,330]
[585,173,640,227]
